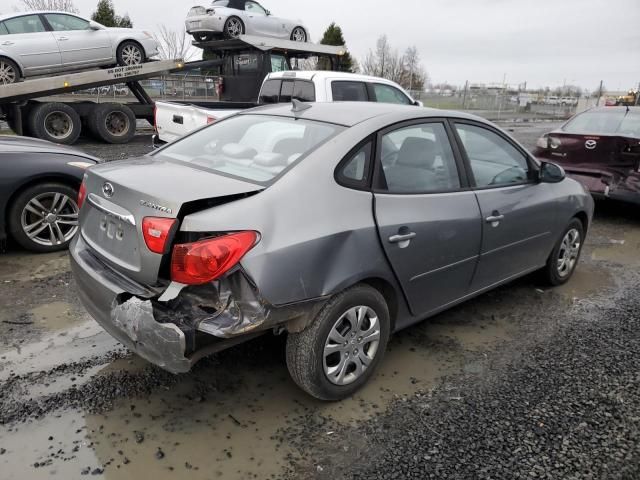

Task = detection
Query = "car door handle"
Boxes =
[485,214,505,223]
[57,36,69,41]
[1,41,14,46]
[388,232,416,243]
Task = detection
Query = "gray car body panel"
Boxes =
[71,102,594,371]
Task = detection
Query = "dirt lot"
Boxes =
[1,124,639,479]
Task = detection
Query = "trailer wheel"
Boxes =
[88,103,136,144]
[28,103,81,145]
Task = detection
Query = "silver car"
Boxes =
[0,11,159,84]
[186,0,308,42]
[70,102,594,400]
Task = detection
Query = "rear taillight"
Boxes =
[171,231,258,285]
[206,115,217,124]
[142,217,177,254]
[77,179,87,209]
[153,104,158,132]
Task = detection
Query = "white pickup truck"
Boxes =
[155,71,421,142]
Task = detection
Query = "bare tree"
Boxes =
[154,25,198,62]
[19,0,78,12]
[361,36,428,91]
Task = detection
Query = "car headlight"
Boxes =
[67,161,94,169]
[535,135,548,149]
[143,31,154,39]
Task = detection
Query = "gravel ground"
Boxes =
[1,123,639,479]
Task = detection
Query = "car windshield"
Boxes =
[155,114,344,184]
[562,110,640,138]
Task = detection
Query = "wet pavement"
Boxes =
[1,125,639,479]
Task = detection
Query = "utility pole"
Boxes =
[462,80,469,109]
[596,80,603,107]
[636,81,640,106]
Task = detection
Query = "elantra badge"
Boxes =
[585,140,597,150]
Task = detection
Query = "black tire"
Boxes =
[540,218,584,286]
[286,284,391,401]
[116,41,145,66]
[87,103,136,144]
[223,16,244,39]
[8,182,79,253]
[0,57,20,84]
[290,27,307,42]
[28,102,81,145]
[192,32,214,42]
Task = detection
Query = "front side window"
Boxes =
[4,15,46,34]
[379,122,461,193]
[155,115,345,184]
[373,83,412,105]
[455,123,530,188]
[331,81,368,102]
[245,1,267,15]
[44,14,90,31]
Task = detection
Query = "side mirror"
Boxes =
[89,21,102,30]
[265,9,271,15]
[414,100,424,107]
[539,161,566,183]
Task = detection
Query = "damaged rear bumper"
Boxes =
[70,235,325,374]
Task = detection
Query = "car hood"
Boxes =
[0,135,101,161]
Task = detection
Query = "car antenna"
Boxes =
[291,99,311,115]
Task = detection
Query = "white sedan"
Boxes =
[0,11,159,84]
[186,0,308,43]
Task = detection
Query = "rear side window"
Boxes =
[373,83,412,105]
[331,81,368,102]
[337,140,373,188]
[0,23,8,35]
[44,14,90,31]
[4,15,46,34]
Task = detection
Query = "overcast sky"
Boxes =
[7,0,640,91]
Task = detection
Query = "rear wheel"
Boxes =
[286,284,390,400]
[290,27,307,42]
[192,32,214,42]
[116,41,145,66]
[0,57,19,84]
[8,182,79,253]
[87,103,136,144]
[223,16,244,39]
[28,102,81,145]
[541,218,584,286]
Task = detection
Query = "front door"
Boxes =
[452,121,559,291]
[373,120,482,316]
[244,1,283,37]
[43,13,112,68]
[1,14,61,74]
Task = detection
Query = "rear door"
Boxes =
[452,121,558,290]
[372,119,482,316]
[43,13,112,67]
[0,14,61,74]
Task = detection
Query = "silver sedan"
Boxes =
[70,102,593,400]
[0,11,159,84]
[186,0,308,42]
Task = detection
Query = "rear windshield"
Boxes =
[154,114,344,184]
[259,79,316,104]
[562,110,640,138]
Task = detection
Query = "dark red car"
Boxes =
[534,107,640,205]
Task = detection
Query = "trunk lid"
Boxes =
[545,132,639,170]
[80,156,263,285]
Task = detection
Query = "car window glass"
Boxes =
[293,80,315,102]
[245,1,267,15]
[44,14,90,31]
[455,123,529,187]
[0,23,8,35]
[270,54,288,72]
[380,122,461,193]
[258,79,281,104]
[4,15,46,34]
[279,80,293,102]
[212,0,229,5]
[373,83,412,105]
[331,81,368,102]
[156,115,344,184]
[339,141,372,185]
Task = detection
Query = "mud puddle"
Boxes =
[591,227,640,266]
[0,251,70,282]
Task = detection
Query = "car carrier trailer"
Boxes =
[0,35,344,146]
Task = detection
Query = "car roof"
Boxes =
[242,101,487,127]
[0,11,84,21]
[267,70,408,87]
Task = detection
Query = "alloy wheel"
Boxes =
[323,305,381,386]
[291,27,306,42]
[21,192,79,247]
[557,228,581,278]
[0,60,17,84]
[43,111,74,140]
[121,45,143,65]
[226,18,243,37]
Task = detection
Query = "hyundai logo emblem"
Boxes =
[102,182,114,198]
[585,140,597,150]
